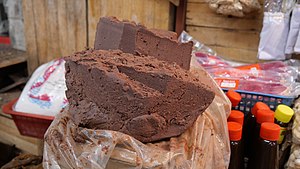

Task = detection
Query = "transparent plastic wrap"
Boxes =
[205,66,300,96]
[207,67,297,84]
[179,31,300,97]
[287,144,300,169]
[43,64,231,169]
[292,98,300,145]
[286,98,300,169]
[193,52,231,69]
[285,59,300,81]
[179,31,217,56]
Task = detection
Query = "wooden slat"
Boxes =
[22,0,38,74]
[186,2,263,31]
[87,0,100,47]
[87,0,171,47]
[32,0,48,65]
[57,0,87,56]
[211,46,260,63]
[74,0,87,52]
[0,55,27,69]
[46,0,60,62]
[65,0,87,53]
[57,0,69,56]
[186,0,264,63]
[187,26,260,50]
[0,116,43,156]
[154,0,171,29]
[24,0,87,72]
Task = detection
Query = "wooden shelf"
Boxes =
[0,90,44,156]
[0,44,27,69]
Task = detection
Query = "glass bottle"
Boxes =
[249,122,280,169]
[244,102,270,160]
[274,104,294,144]
[228,122,244,169]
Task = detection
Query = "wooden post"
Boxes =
[175,0,187,35]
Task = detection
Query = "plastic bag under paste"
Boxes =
[14,59,68,116]
[43,65,231,169]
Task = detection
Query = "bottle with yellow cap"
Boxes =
[275,104,294,144]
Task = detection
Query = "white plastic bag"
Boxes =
[14,59,68,117]
[258,12,290,60]
[286,4,300,54]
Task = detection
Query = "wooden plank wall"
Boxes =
[88,0,172,47]
[23,0,87,74]
[23,0,172,74]
[186,0,263,63]
[22,0,87,74]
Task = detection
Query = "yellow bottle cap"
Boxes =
[275,105,294,123]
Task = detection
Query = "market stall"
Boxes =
[0,0,300,169]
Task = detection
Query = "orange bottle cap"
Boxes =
[256,109,274,124]
[227,122,242,141]
[251,102,270,117]
[226,90,242,107]
[260,122,280,141]
[228,110,244,125]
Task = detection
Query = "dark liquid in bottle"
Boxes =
[249,138,277,169]
[244,113,256,159]
[229,140,244,169]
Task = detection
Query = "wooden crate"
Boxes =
[22,0,173,74]
[0,114,44,156]
[186,0,264,63]
[0,91,43,156]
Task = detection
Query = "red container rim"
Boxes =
[2,98,55,121]
[0,36,11,45]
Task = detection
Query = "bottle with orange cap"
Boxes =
[248,109,275,166]
[254,109,275,140]
[228,122,244,169]
[226,90,242,109]
[228,110,244,125]
[244,102,270,159]
[248,122,280,169]
[246,102,271,129]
